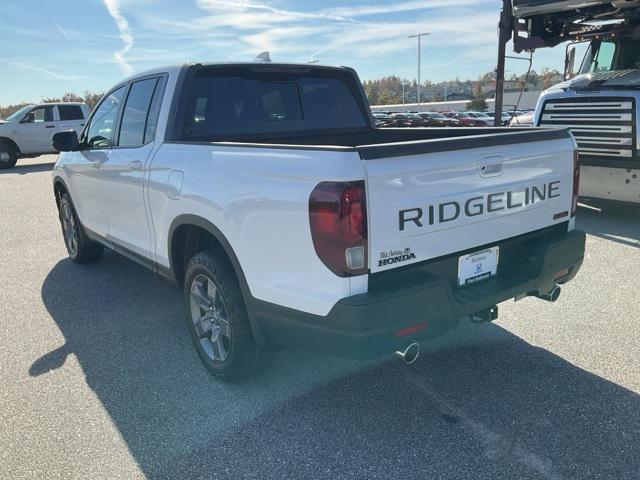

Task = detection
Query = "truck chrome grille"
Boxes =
[539,97,636,160]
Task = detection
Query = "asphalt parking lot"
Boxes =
[1,155,639,479]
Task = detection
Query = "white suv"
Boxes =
[0,102,89,169]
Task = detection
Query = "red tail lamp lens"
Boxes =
[309,181,368,277]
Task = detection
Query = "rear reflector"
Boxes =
[395,322,428,338]
[553,211,569,220]
[554,268,570,280]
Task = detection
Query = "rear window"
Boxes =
[180,67,368,140]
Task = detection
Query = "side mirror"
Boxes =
[564,45,576,80]
[20,112,34,124]
[52,130,80,152]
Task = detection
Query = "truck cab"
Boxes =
[505,0,640,203]
[536,35,640,203]
[0,102,89,169]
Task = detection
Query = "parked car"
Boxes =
[372,112,392,127]
[417,111,461,127]
[465,111,495,126]
[387,112,428,127]
[484,111,515,125]
[0,103,89,169]
[509,111,534,127]
[444,112,486,127]
[52,62,585,380]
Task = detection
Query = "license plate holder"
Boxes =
[457,247,499,286]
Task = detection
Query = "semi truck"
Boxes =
[495,0,640,204]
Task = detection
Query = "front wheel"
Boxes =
[58,193,104,263]
[184,250,259,381]
[0,143,18,170]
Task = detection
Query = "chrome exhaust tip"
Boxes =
[395,342,420,364]
[538,285,561,303]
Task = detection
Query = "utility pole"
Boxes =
[409,32,430,110]
[401,81,406,111]
[494,0,513,126]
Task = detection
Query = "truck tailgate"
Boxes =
[359,129,576,273]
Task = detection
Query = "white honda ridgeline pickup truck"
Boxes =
[51,63,586,380]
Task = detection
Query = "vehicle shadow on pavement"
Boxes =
[0,162,55,175]
[38,253,640,479]
[577,201,640,248]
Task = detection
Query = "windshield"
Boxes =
[5,105,33,122]
[430,112,446,118]
[579,38,640,74]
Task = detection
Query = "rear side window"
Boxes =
[118,78,158,148]
[180,68,368,140]
[58,105,84,121]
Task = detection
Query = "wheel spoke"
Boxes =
[207,282,218,308]
[194,315,213,338]
[191,280,212,309]
[214,311,231,338]
[210,333,227,361]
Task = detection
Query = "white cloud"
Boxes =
[0,58,81,85]
[56,24,70,40]
[128,0,504,76]
[323,0,491,18]
[102,0,134,75]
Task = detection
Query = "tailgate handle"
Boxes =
[478,154,504,177]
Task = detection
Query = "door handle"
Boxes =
[128,160,143,170]
[46,125,55,129]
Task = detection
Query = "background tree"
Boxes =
[466,84,488,111]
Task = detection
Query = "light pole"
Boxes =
[401,80,409,112]
[408,32,430,110]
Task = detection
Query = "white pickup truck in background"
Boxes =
[51,63,586,380]
[0,102,89,169]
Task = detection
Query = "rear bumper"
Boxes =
[251,227,586,360]
[579,165,640,204]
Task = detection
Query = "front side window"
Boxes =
[86,86,126,148]
[118,78,158,148]
[23,106,54,123]
[580,41,617,74]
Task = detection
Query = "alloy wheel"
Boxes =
[189,274,232,362]
[61,201,78,256]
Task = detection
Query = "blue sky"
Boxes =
[0,0,565,105]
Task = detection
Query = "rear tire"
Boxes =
[183,249,259,381]
[58,193,104,263]
[0,143,18,170]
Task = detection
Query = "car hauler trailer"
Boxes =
[494,0,640,204]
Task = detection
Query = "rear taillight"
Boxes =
[309,181,368,277]
[571,150,580,217]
